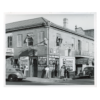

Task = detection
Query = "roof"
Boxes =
[6,17,94,40]
[84,29,94,31]
[6,17,46,30]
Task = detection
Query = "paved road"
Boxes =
[6,77,94,85]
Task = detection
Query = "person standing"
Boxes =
[55,61,59,77]
[41,66,46,78]
[45,65,49,78]
[67,68,69,78]
[60,66,64,79]
[64,67,67,78]
[51,66,55,78]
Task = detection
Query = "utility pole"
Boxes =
[46,21,51,78]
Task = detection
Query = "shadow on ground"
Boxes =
[74,76,94,79]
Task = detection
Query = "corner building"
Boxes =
[6,17,94,77]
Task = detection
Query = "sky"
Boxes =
[5,13,94,31]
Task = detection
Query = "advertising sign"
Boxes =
[60,57,75,71]
[6,48,14,56]
[38,57,47,65]
[20,57,29,70]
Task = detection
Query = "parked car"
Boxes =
[79,66,94,78]
[6,67,25,81]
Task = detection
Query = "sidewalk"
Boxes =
[23,77,74,83]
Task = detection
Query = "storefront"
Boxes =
[6,48,14,68]
[76,57,94,75]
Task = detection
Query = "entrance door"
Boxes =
[32,57,38,77]
[55,58,59,77]
[76,64,82,75]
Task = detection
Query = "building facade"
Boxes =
[6,17,94,77]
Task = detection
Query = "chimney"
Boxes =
[75,25,77,32]
[63,18,68,28]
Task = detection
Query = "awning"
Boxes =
[19,49,37,57]
[76,58,89,64]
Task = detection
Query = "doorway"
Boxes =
[76,64,82,75]
[32,57,38,77]
[55,58,59,77]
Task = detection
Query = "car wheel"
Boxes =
[8,75,17,82]
[8,75,14,81]
[89,74,92,78]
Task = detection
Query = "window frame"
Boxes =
[8,36,13,48]
[38,31,45,45]
[72,38,75,49]
[17,34,23,47]
[26,33,34,47]
[86,41,89,52]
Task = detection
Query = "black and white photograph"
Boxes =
[5,14,95,85]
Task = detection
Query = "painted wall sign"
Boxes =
[20,57,29,70]
[6,48,14,56]
[38,57,47,65]
[60,57,75,71]
[49,57,55,66]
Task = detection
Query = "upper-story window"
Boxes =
[8,36,12,48]
[78,40,81,51]
[17,34,22,47]
[24,33,34,46]
[27,37,33,46]
[72,38,75,49]
[38,32,45,45]
[78,40,82,55]
[86,42,89,51]
[27,34,33,46]
[56,33,63,46]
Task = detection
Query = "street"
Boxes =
[6,77,94,85]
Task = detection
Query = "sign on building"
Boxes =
[20,57,29,70]
[60,56,75,71]
[6,48,14,56]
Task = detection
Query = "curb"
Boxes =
[23,77,73,83]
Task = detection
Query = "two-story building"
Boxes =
[6,17,94,77]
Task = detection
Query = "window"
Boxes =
[78,40,81,55]
[17,34,22,47]
[78,40,81,50]
[72,38,75,49]
[26,33,34,46]
[8,36,12,48]
[68,49,71,56]
[56,33,62,46]
[27,37,33,46]
[86,42,89,51]
[38,32,45,44]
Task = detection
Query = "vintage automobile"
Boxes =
[79,66,94,78]
[6,67,25,81]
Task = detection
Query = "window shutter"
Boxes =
[17,35,22,47]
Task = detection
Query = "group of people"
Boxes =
[41,65,49,78]
[60,65,69,79]
[41,64,69,79]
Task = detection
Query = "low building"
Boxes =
[6,17,94,77]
